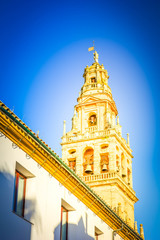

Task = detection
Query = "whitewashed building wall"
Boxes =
[0,133,122,240]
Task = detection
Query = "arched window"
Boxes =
[88,114,97,126]
[90,77,96,83]
[83,148,94,175]
[116,155,120,172]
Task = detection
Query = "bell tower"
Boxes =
[61,51,138,228]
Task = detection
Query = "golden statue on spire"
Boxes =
[93,51,99,63]
[88,41,99,63]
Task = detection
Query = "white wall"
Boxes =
[0,132,122,240]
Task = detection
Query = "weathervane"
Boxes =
[88,40,99,63]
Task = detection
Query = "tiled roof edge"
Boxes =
[0,101,143,240]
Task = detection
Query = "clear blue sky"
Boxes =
[0,0,159,239]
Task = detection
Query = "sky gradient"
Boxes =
[0,0,160,239]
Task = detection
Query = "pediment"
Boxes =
[81,96,101,104]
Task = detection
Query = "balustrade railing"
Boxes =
[80,83,112,95]
[82,172,116,182]
[81,83,104,93]
[82,172,135,193]
[64,129,108,143]
[88,126,97,132]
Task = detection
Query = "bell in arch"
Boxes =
[85,164,92,173]
[102,164,108,171]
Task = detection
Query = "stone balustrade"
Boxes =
[88,126,97,132]
[64,130,108,143]
[81,83,110,94]
[81,172,135,194]
[82,172,116,182]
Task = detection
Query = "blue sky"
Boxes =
[0,0,159,239]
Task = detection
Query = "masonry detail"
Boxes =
[61,51,138,228]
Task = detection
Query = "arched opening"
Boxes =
[127,168,131,185]
[90,77,97,83]
[83,148,94,175]
[88,114,97,127]
[121,153,126,177]
[100,153,109,172]
[68,158,76,172]
[116,145,119,151]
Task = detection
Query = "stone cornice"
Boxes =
[82,172,138,203]
[61,129,133,158]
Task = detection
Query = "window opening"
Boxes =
[60,206,68,240]
[88,114,97,126]
[95,233,99,240]
[121,153,126,177]
[68,159,76,172]
[13,170,26,217]
[60,200,75,240]
[116,160,120,172]
[91,77,96,83]
[127,168,131,185]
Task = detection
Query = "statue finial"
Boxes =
[94,51,99,63]
[88,41,99,63]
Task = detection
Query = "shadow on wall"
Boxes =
[25,198,42,235]
[0,172,36,240]
[54,216,94,240]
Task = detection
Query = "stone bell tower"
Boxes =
[61,51,138,228]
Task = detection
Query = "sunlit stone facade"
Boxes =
[61,52,138,228]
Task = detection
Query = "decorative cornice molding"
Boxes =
[84,175,138,203]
